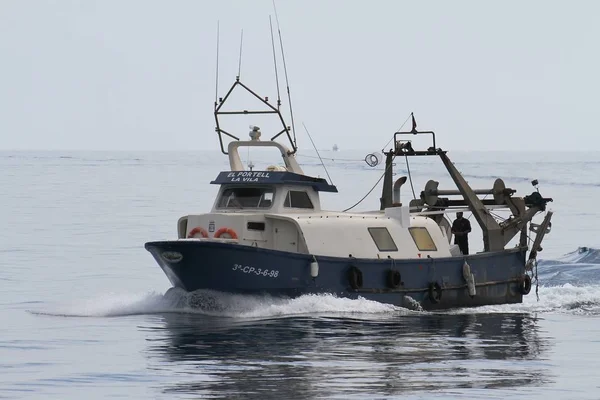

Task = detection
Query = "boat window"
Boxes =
[217,187,274,209]
[409,227,437,251]
[368,227,398,252]
[247,221,266,231]
[284,190,314,209]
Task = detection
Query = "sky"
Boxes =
[0,0,598,152]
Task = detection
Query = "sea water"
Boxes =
[1,150,599,399]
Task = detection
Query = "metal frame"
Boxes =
[381,129,553,253]
[392,130,437,155]
[214,78,297,155]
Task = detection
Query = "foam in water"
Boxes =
[34,288,407,319]
[33,291,170,317]
[449,247,600,315]
[34,284,600,319]
[33,247,600,318]
[446,284,600,315]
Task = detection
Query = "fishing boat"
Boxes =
[144,70,554,310]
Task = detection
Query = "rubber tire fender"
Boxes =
[428,282,443,304]
[519,274,532,295]
[387,270,402,289]
[348,266,363,290]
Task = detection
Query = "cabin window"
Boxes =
[409,227,437,251]
[247,221,265,231]
[217,187,274,209]
[284,190,314,209]
[368,227,398,252]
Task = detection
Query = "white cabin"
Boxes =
[177,139,457,260]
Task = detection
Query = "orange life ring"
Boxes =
[187,226,208,238]
[214,227,238,239]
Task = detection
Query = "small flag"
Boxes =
[411,113,417,133]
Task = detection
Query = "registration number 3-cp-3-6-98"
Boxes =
[232,264,279,278]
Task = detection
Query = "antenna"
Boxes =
[214,21,220,105]
[303,122,334,186]
[272,0,297,147]
[237,29,244,79]
[269,16,281,108]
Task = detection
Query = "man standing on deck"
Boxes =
[452,212,471,255]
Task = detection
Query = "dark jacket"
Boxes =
[451,218,471,243]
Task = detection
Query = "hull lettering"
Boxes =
[232,263,279,278]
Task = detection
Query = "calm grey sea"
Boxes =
[1,150,599,399]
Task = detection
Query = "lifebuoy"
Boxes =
[348,266,363,290]
[187,226,208,238]
[428,282,443,304]
[214,227,238,239]
[387,270,402,289]
[519,274,532,295]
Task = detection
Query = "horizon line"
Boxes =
[1,148,599,153]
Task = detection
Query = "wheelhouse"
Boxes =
[212,184,322,213]
[210,170,337,214]
[216,186,275,210]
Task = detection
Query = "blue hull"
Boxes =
[145,241,528,311]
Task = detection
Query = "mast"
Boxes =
[380,151,395,210]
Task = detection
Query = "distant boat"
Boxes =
[332,144,339,152]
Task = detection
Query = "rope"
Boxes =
[489,210,507,221]
[340,113,414,211]
[342,156,396,212]
[404,154,417,199]
[535,258,539,301]
[298,154,365,162]
[490,209,540,300]
[302,122,334,185]
[447,186,542,301]
[465,193,489,220]
[380,113,412,153]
